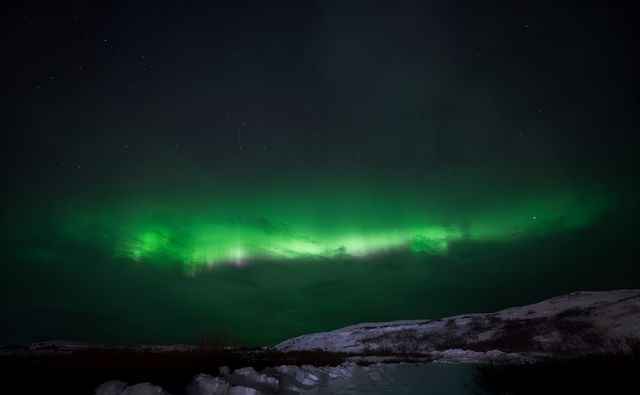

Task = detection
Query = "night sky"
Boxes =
[1,1,639,346]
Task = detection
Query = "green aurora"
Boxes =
[17,184,608,274]
[2,181,635,346]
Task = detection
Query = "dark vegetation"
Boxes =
[471,347,640,395]
[0,347,349,394]
[463,316,603,354]
[361,312,613,355]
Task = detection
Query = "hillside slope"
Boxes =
[275,290,640,357]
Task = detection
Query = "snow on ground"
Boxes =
[98,362,474,395]
[275,289,640,357]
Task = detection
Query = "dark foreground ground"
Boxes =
[0,347,354,394]
[472,350,640,395]
[1,347,638,394]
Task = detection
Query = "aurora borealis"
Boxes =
[1,1,639,346]
[18,185,608,272]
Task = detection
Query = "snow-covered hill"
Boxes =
[275,290,640,358]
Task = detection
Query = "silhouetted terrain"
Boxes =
[472,349,640,395]
[1,290,638,394]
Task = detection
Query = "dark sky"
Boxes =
[1,1,638,346]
